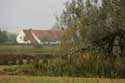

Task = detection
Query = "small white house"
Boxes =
[16,29,62,45]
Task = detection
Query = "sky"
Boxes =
[0,0,68,33]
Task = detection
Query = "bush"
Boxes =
[18,46,125,78]
[33,43,42,48]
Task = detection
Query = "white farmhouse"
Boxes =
[16,29,62,45]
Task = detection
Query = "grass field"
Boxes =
[0,45,125,83]
[0,75,125,83]
[0,45,56,55]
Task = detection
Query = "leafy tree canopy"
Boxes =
[56,0,125,56]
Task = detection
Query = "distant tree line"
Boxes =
[0,29,17,44]
[0,29,8,43]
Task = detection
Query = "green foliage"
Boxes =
[33,43,42,48]
[7,33,17,44]
[0,0,125,78]
[56,0,125,56]
[26,51,125,78]
[0,30,8,43]
[24,0,125,78]
[0,45,125,78]
[0,45,55,55]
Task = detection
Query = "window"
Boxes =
[20,36,22,39]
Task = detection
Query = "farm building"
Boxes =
[16,29,63,45]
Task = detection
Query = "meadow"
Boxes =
[0,45,55,55]
[0,45,125,80]
[0,75,125,83]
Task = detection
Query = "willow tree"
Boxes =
[89,0,125,56]
[56,0,94,46]
[56,0,125,56]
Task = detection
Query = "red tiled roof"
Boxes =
[24,29,63,44]
[32,30,62,41]
[24,30,37,44]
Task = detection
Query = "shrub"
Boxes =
[18,46,125,78]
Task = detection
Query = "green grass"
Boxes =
[0,45,57,55]
[0,76,125,83]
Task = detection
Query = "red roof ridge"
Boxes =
[23,29,63,44]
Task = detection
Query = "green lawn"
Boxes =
[0,76,125,83]
[0,45,57,55]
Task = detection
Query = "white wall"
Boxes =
[16,30,31,44]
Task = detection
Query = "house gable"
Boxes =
[16,29,63,45]
[16,30,31,44]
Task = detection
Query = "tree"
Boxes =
[56,0,125,56]
[7,33,17,44]
[0,29,8,43]
[56,0,88,45]
[89,0,125,56]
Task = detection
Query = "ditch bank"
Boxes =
[0,54,51,65]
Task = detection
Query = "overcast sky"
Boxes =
[0,0,68,33]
